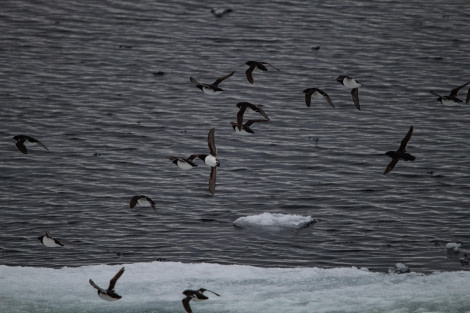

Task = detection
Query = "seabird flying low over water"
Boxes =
[245,61,280,84]
[211,8,233,18]
[169,156,199,169]
[236,102,270,121]
[303,88,335,108]
[232,102,270,133]
[430,81,470,105]
[89,267,125,301]
[190,71,235,95]
[384,125,416,175]
[336,75,362,110]
[130,195,157,211]
[190,128,219,195]
[13,135,49,154]
[38,231,64,247]
[190,128,219,168]
[182,288,220,313]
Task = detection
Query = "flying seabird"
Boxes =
[130,195,157,211]
[236,102,270,121]
[89,267,125,301]
[190,71,235,95]
[232,102,270,133]
[211,8,233,18]
[303,88,335,108]
[182,288,220,313]
[13,135,49,154]
[38,231,64,247]
[245,61,280,84]
[430,81,470,105]
[169,156,199,169]
[336,75,362,110]
[384,125,416,175]
[190,128,219,195]
[190,128,219,168]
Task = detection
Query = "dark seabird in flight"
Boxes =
[430,81,470,105]
[211,8,233,18]
[89,267,125,301]
[245,61,280,84]
[190,128,219,195]
[169,156,199,169]
[336,75,362,110]
[384,125,416,175]
[303,88,335,108]
[182,288,220,313]
[236,102,270,121]
[232,102,270,133]
[13,135,49,154]
[190,71,235,95]
[130,195,157,211]
[38,231,64,247]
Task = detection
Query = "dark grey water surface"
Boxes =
[1,0,470,274]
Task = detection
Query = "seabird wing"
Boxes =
[184,157,198,167]
[32,138,49,151]
[182,297,193,313]
[245,118,269,127]
[263,62,280,71]
[54,238,65,246]
[130,196,139,208]
[190,77,202,86]
[255,106,270,120]
[23,136,48,151]
[15,140,28,154]
[384,159,399,175]
[398,126,413,152]
[188,154,205,162]
[303,89,313,107]
[240,101,256,111]
[89,279,105,293]
[256,62,269,71]
[245,65,256,84]
[46,231,64,246]
[204,289,221,297]
[319,89,335,108]
[351,88,360,110]
[212,70,235,85]
[145,196,157,211]
[449,81,470,98]
[209,167,216,196]
[108,267,125,291]
[188,154,200,161]
[207,128,216,156]
[236,105,248,130]
[169,156,179,162]
[430,90,442,98]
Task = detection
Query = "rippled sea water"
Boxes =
[1,0,470,274]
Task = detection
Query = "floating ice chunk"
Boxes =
[445,242,461,252]
[388,263,410,274]
[233,212,317,229]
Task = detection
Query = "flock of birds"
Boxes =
[26,62,470,308]
[87,265,220,312]
[9,5,470,311]
[37,228,221,311]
